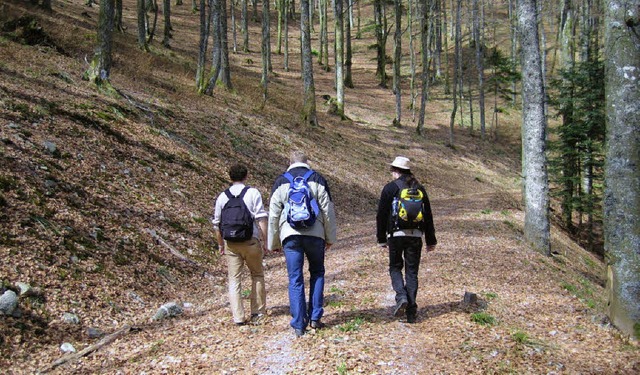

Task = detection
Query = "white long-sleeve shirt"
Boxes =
[212,183,268,240]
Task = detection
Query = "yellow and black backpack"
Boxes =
[391,180,424,231]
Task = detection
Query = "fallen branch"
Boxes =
[145,228,202,268]
[39,325,132,373]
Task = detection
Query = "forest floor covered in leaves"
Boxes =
[1,0,639,373]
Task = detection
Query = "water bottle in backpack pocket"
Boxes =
[283,170,320,229]
[220,186,254,242]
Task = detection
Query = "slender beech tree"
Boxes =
[473,0,486,138]
[162,0,172,48]
[277,0,284,54]
[374,0,388,87]
[508,0,518,105]
[230,0,237,52]
[137,0,150,51]
[345,0,354,88]
[319,0,329,70]
[408,0,417,120]
[518,0,550,256]
[417,0,433,135]
[261,0,271,99]
[333,0,346,118]
[433,0,442,79]
[442,0,450,95]
[392,0,402,126]
[217,0,231,87]
[115,0,124,32]
[242,0,249,51]
[448,0,461,145]
[196,0,210,92]
[301,0,319,126]
[603,0,640,342]
[284,0,290,71]
[84,0,116,91]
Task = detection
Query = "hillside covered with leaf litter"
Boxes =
[1,1,638,373]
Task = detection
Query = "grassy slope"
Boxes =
[1,1,637,373]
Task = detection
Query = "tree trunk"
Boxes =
[137,0,149,50]
[392,0,402,126]
[231,0,237,52]
[261,0,271,98]
[603,0,640,342]
[252,0,258,22]
[417,0,432,135]
[374,0,387,87]
[284,0,290,71]
[206,0,222,94]
[508,0,517,105]
[518,0,550,256]
[345,0,354,88]
[83,0,116,91]
[115,0,124,32]
[162,0,172,47]
[242,0,249,51]
[277,0,284,54]
[408,0,416,120]
[319,0,326,67]
[473,0,486,139]
[442,0,450,95]
[301,0,318,126]
[434,0,442,80]
[217,0,232,88]
[196,0,210,92]
[333,0,345,118]
[448,0,460,146]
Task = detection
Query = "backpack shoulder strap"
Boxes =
[393,179,406,191]
[224,188,234,199]
[283,172,294,184]
[302,169,315,182]
[238,185,250,199]
[224,186,250,199]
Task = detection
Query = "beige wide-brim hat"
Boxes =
[390,156,411,170]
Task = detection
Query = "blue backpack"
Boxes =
[283,170,320,229]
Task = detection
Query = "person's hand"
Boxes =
[426,245,436,252]
[271,248,282,253]
[219,245,225,255]
[378,243,387,249]
[325,243,333,251]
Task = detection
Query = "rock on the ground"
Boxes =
[152,302,183,321]
[0,290,18,316]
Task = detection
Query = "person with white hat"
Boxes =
[376,156,437,323]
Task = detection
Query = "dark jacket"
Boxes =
[376,174,437,246]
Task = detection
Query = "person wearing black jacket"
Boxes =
[376,156,437,323]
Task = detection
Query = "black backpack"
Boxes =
[220,186,254,242]
[391,179,425,231]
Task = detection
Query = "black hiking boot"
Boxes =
[393,299,408,317]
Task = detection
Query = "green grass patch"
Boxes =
[337,361,348,375]
[338,317,365,332]
[471,312,497,326]
[484,292,498,300]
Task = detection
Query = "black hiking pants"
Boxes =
[388,236,422,318]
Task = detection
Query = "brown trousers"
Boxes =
[225,238,266,323]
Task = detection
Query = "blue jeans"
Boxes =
[283,235,326,330]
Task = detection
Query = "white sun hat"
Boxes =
[390,156,411,170]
